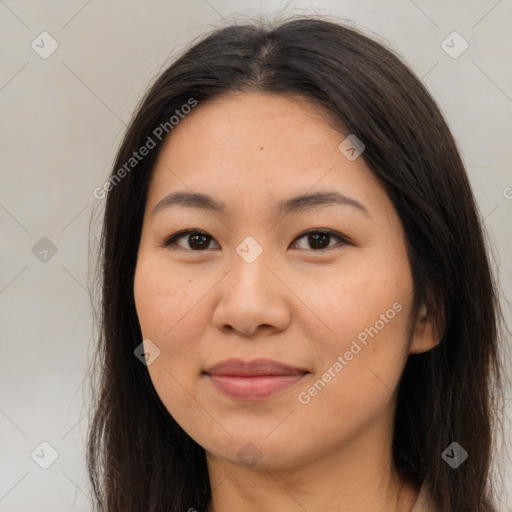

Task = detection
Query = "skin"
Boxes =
[133,91,439,512]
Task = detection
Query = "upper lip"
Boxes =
[204,358,309,376]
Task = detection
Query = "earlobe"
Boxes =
[409,302,442,355]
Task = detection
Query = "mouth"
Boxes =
[203,358,310,401]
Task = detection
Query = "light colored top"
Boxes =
[410,484,436,512]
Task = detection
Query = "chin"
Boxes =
[202,431,314,471]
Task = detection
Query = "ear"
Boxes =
[409,301,443,354]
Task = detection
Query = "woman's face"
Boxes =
[134,91,433,469]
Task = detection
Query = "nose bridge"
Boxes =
[212,239,290,334]
[228,239,276,302]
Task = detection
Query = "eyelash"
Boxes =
[162,229,351,252]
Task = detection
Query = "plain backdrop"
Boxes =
[1,1,511,511]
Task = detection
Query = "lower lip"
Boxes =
[206,373,306,401]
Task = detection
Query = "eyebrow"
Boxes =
[151,190,369,217]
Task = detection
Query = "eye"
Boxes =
[290,229,349,251]
[163,230,220,251]
[163,229,350,252]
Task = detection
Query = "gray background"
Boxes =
[1,0,511,510]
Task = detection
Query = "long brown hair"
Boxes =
[86,16,506,512]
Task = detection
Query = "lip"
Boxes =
[203,358,309,401]
[204,358,308,376]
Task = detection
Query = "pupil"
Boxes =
[190,234,208,250]
[309,232,329,249]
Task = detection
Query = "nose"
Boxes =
[211,251,291,336]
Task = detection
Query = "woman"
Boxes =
[87,16,505,512]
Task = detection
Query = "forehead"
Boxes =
[146,91,391,219]
[159,91,343,157]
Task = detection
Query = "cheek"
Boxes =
[296,250,413,409]
[298,250,410,347]
[134,257,211,424]
[134,255,202,340]
[293,303,411,449]
[133,255,213,391]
